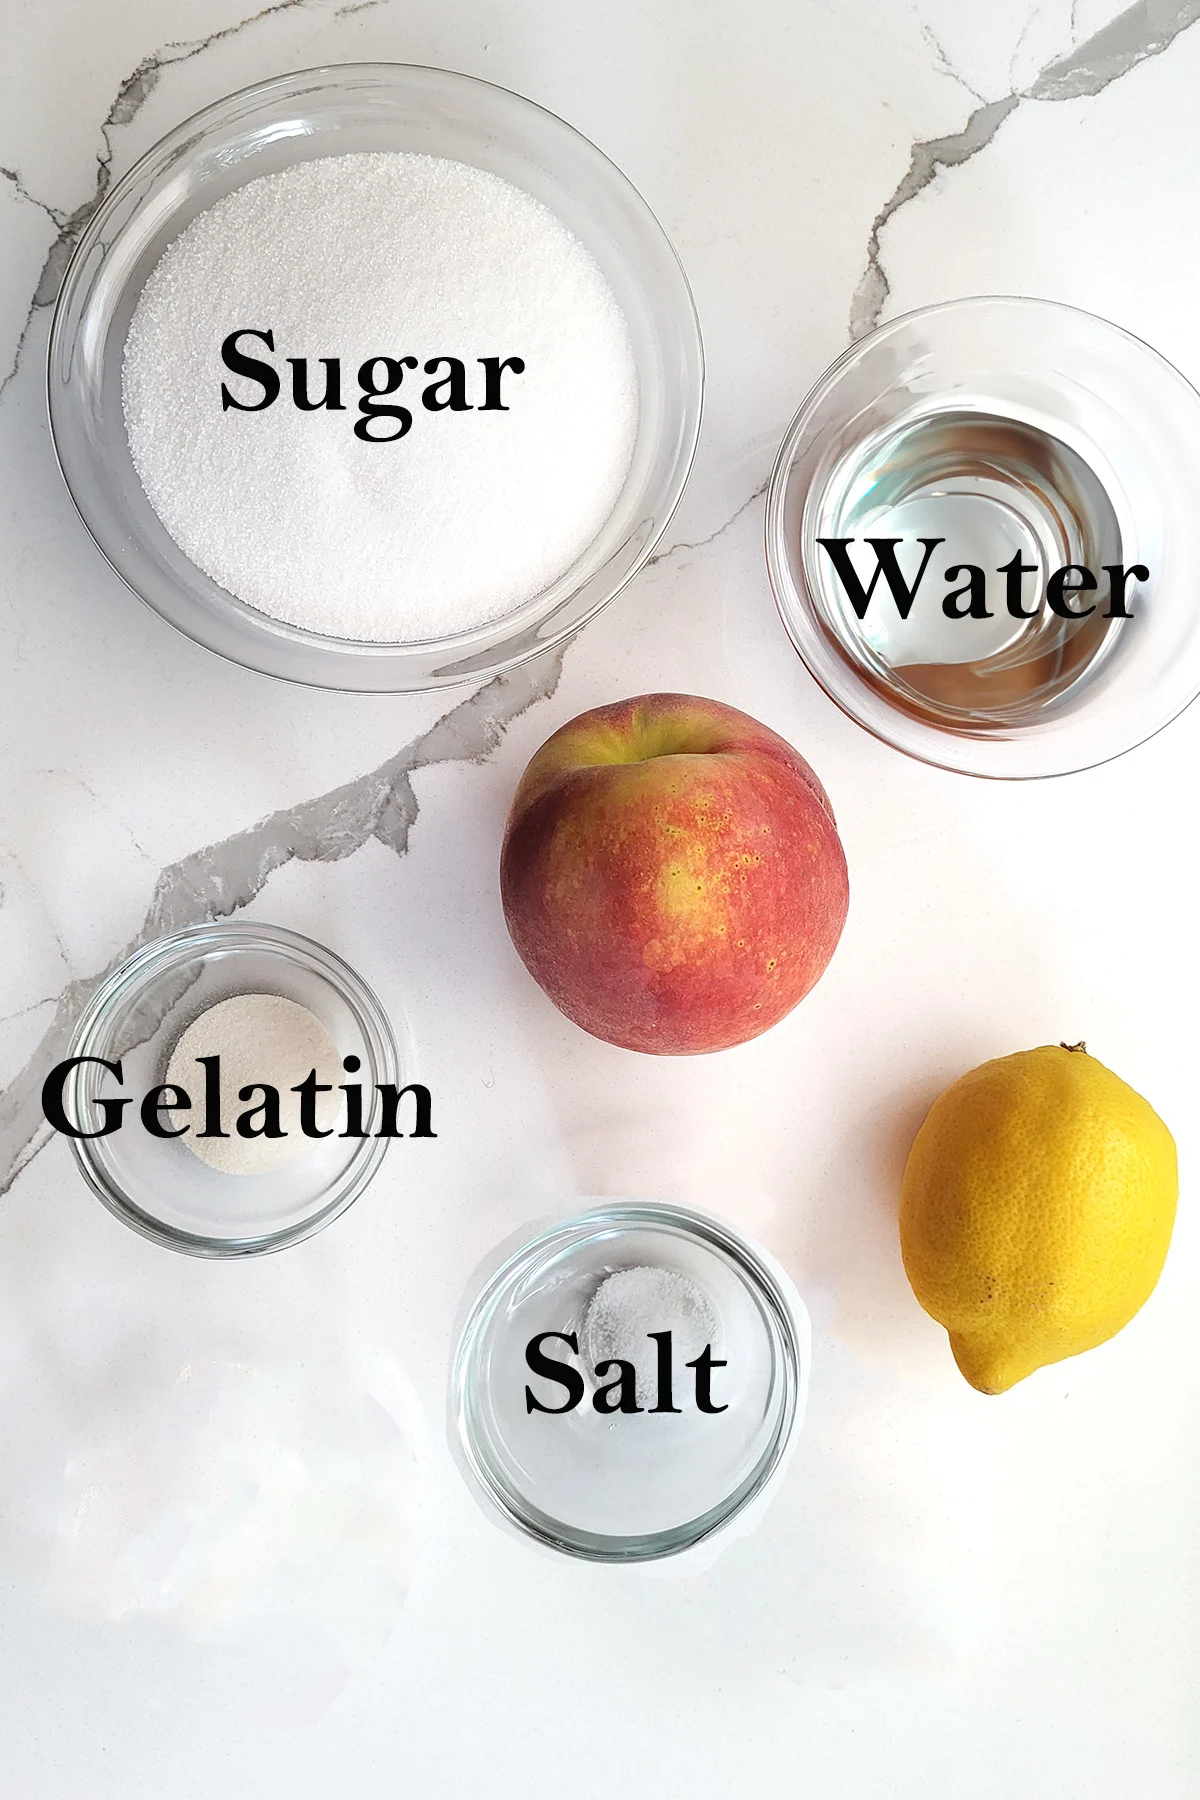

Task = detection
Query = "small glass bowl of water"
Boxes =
[766,296,1200,777]
[451,1201,808,1562]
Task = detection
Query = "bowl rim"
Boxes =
[450,1198,806,1562]
[64,918,401,1257]
[46,60,705,693]
[764,291,1200,780]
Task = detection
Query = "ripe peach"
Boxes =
[500,693,849,1053]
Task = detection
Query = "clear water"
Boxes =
[810,408,1129,726]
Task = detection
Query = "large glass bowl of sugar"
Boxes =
[47,63,703,692]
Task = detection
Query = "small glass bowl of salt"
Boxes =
[451,1202,808,1561]
[63,920,400,1256]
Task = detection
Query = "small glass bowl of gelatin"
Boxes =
[766,296,1200,778]
[451,1201,809,1562]
[62,920,400,1256]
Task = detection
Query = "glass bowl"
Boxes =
[47,62,703,692]
[63,920,400,1256]
[451,1201,808,1562]
[766,296,1200,777]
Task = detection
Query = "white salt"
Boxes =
[122,152,639,642]
[582,1265,718,1405]
[165,993,343,1176]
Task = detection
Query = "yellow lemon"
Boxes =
[899,1043,1177,1394]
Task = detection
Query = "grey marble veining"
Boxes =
[0,646,565,1195]
[2,0,1197,1207]
[1,3,1199,1787]
[850,0,1200,338]
[0,0,348,394]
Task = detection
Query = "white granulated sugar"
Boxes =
[165,992,343,1176]
[122,152,640,641]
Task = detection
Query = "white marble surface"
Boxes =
[2,1,1199,1793]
